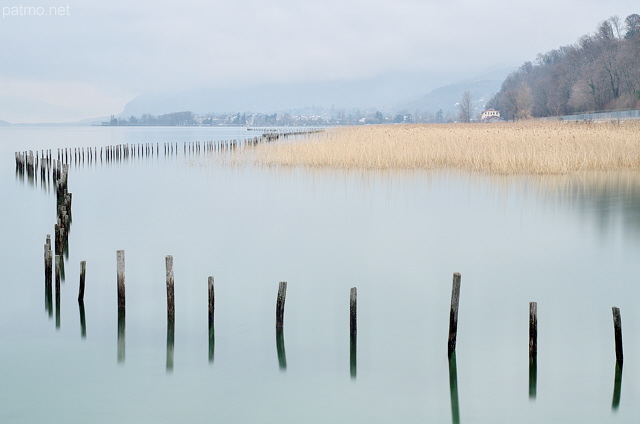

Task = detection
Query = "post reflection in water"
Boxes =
[59,257,66,282]
[612,363,623,411]
[208,324,215,364]
[166,318,175,373]
[117,308,125,363]
[350,335,357,380]
[78,300,86,339]
[448,352,460,424]
[55,290,60,330]
[45,283,53,319]
[529,356,537,400]
[276,328,287,371]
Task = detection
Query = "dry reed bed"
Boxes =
[235,121,640,174]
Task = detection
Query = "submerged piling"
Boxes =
[276,281,287,328]
[78,260,86,302]
[79,299,86,339]
[276,328,287,371]
[448,273,461,357]
[166,318,175,372]
[612,307,623,366]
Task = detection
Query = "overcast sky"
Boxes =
[0,0,637,121]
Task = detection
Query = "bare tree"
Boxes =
[458,91,473,123]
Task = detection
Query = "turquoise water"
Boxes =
[1,126,639,423]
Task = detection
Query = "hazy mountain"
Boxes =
[0,119,10,126]
[120,71,473,117]
[121,68,512,118]
[0,96,84,124]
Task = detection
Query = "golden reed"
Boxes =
[235,121,640,175]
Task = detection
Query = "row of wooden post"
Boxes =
[17,130,323,178]
[113,259,626,364]
[46,251,627,403]
[446,273,624,370]
[47,246,626,370]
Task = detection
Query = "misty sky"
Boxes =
[0,0,637,121]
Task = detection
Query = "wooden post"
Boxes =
[529,302,537,357]
[117,250,125,308]
[448,273,461,357]
[44,235,52,290]
[54,254,61,294]
[612,307,623,366]
[350,287,357,335]
[529,302,538,400]
[276,281,287,328]
[78,261,86,301]
[166,255,175,320]
[208,276,215,326]
[208,276,215,363]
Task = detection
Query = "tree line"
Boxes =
[105,111,196,126]
[487,14,640,120]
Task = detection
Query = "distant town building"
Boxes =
[481,108,501,122]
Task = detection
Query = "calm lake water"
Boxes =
[1,126,639,423]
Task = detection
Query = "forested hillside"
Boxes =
[487,14,640,120]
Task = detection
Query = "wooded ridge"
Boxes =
[488,14,640,120]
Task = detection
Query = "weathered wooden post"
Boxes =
[276,281,287,328]
[612,307,623,367]
[208,276,215,363]
[44,235,52,291]
[529,302,537,357]
[78,261,86,301]
[208,276,215,326]
[117,250,125,308]
[448,272,461,357]
[350,287,357,336]
[166,255,174,321]
[529,301,538,398]
[55,254,61,294]
[350,287,357,379]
